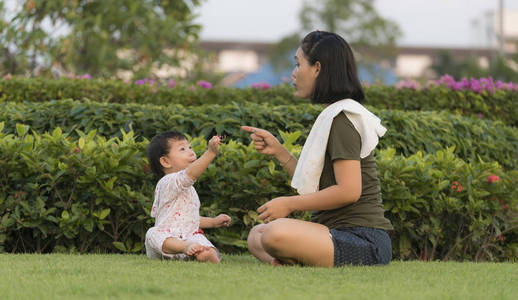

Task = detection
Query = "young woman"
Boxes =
[241,31,393,267]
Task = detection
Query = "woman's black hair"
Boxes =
[300,30,365,104]
[147,131,187,177]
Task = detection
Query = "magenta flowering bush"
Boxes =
[66,74,91,80]
[250,82,271,90]
[395,74,518,93]
[134,78,156,86]
[396,78,420,90]
[134,77,179,89]
[132,78,212,89]
[198,80,212,89]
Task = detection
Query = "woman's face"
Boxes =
[291,47,320,99]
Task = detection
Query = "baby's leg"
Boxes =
[162,237,206,256]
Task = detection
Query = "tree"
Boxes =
[270,0,401,74]
[0,0,203,78]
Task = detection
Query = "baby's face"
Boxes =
[162,139,197,172]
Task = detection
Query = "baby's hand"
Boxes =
[213,214,231,227]
[208,135,221,154]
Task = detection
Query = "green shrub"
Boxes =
[365,84,518,126]
[378,147,518,261]
[2,100,518,169]
[1,126,516,261]
[0,77,303,106]
[1,77,517,125]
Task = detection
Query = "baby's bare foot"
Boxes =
[195,248,220,264]
[185,243,207,256]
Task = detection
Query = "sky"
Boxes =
[194,0,518,48]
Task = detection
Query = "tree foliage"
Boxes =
[270,0,401,72]
[0,0,203,78]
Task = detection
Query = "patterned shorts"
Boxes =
[145,227,217,260]
[330,227,392,266]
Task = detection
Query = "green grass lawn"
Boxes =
[1,254,516,300]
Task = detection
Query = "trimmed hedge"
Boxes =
[0,77,303,106]
[1,77,517,126]
[365,84,518,126]
[1,127,517,261]
[1,100,518,169]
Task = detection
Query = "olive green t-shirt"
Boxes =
[311,112,393,231]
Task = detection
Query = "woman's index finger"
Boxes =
[240,125,257,133]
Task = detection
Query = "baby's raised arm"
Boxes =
[186,136,221,180]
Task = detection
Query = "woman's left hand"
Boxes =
[257,197,293,223]
[213,214,231,227]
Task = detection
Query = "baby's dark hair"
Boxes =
[147,131,187,177]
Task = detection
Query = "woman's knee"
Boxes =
[260,220,290,252]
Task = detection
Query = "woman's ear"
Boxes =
[159,156,172,169]
[313,61,321,77]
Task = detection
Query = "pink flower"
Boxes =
[396,78,420,90]
[251,82,271,90]
[79,74,91,79]
[134,78,156,86]
[486,175,500,183]
[469,78,482,93]
[198,80,212,89]
[168,79,176,88]
[451,181,462,192]
[460,77,470,89]
[3,74,12,80]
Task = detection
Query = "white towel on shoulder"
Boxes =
[291,99,386,195]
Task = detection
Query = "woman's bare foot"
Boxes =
[271,257,296,266]
[195,248,220,264]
